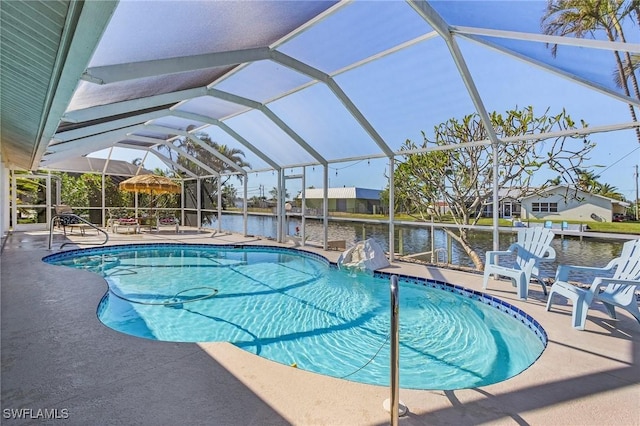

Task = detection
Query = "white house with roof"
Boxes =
[481,187,525,218]
[299,187,382,214]
[519,185,629,222]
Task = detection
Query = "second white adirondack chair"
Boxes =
[482,227,556,300]
[546,238,640,330]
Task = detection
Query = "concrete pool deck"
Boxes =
[1,228,638,425]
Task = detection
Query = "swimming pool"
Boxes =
[44,244,546,390]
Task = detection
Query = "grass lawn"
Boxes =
[243,208,640,235]
[580,221,640,235]
[328,212,640,233]
[514,218,640,234]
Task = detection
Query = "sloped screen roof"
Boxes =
[9,0,635,178]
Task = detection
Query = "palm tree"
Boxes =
[542,0,640,143]
[269,187,290,201]
[172,133,251,180]
[213,143,251,177]
[596,182,626,200]
[220,184,238,209]
[630,0,640,24]
[574,168,602,192]
[546,175,562,186]
[155,131,251,217]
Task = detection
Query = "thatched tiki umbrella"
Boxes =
[119,174,181,216]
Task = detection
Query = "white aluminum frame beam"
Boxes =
[82,47,272,84]
[453,26,640,53]
[134,150,149,176]
[53,109,170,142]
[217,177,222,233]
[207,88,328,166]
[461,33,640,108]
[122,134,164,145]
[62,87,208,123]
[388,157,395,261]
[407,1,500,145]
[271,51,395,158]
[41,124,145,164]
[408,0,503,250]
[130,144,198,179]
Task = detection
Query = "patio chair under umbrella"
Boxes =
[119,174,181,218]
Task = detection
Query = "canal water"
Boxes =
[213,213,630,284]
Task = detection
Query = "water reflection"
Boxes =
[214,214,626,283]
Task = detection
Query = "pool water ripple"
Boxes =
[44,244,545,390]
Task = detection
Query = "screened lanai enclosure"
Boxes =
[1,1,639,257]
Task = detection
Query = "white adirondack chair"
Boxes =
[546,239,640,330]
[482,227,556,300]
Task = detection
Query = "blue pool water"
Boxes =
[44,244,546,390]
